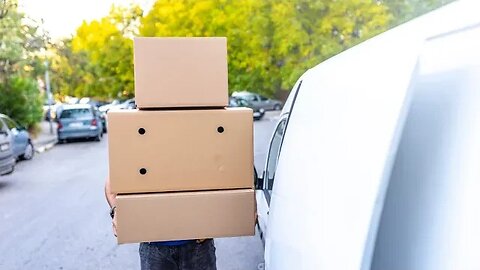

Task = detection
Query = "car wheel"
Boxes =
[21,142,34,160]
[274,104,281,110]
[254,114,264,121]
[95,133,102,142]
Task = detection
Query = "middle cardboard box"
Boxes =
[108,107,253,194]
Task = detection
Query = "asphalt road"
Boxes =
[0,111,279,270]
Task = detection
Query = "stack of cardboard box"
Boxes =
[107,37,255,244]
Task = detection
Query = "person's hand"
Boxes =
[112,215,118,237]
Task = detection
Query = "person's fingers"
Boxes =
[112,217,118,237]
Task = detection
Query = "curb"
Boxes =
[34,139,58,154]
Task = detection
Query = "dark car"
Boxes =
[56,104,104,143]
[94,108,107,133]
[0,114,34,161]
[0,117,15,175]
[232,91,283,111]
[229,97,265,120]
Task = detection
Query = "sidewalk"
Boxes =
[32,121,58,153]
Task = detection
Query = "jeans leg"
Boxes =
[139,242,179,270]
[179,239,217,270]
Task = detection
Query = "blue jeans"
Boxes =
[139,240,217,270]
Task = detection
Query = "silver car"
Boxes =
[232,91,283,111]
[57,104,104,143]
[0,118,15,176]
[0,114,34,160]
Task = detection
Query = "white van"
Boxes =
[255,1,480,269]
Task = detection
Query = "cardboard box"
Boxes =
[116,189,255,244]
[108,108,253,194]
[134,37,229,108]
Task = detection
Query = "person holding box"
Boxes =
[104,37,254,270]
[105,176,217,270]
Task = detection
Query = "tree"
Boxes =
[265,0,391,92]
[49,0,454,100]
[0,76,43,127]
[381,0,456,26]
[49,39,91,98]
[0,0,15,19]
[59,4,142,99]
[140,0,391,96]
[0,0,45,128]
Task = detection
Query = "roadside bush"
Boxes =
[0,75,43,128]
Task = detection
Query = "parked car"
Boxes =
[111,98,136,110]
[254,2,480,269]
[98,99,121,113]
[56,104,104,143]
[0,117,15,175]
[95,107,107,133]
[78,97,104,108]
[232,91,282,111]
[229,97,265,120]
[0,114,34,160]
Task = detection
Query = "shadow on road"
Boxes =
[0,181,11,190]
[57,138,103,145]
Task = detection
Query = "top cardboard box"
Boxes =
[134,37,229,109]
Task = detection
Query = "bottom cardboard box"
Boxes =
[116,189,255,244]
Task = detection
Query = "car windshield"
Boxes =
[236,94,255,101]
[229,99,239,106]
[236,99,250,106]
[60,108,92,119]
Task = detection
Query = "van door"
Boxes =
[256,79,303,242]
[256,118,288,239]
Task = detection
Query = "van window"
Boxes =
[262,80,302,205]
[265,119,287,192]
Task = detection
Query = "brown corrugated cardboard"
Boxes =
[107,108,253,194]
[134,37,228,108]
[116,189,255,244]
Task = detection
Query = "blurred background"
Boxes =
[0,0,454,269]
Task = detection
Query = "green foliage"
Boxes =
[140,0,391,96]
[51,4,142,100]
[49,0,454,99]
[0,76,43,127]
[381,0,456,26]
[266,0,391,93]
[0,0,46,128]
[50,40,90,98]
